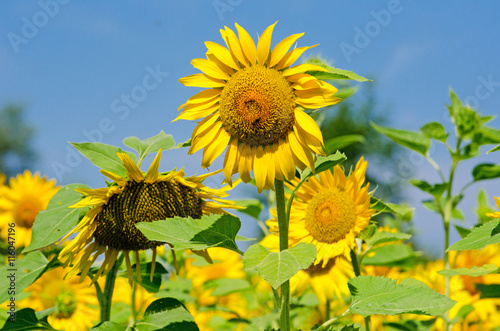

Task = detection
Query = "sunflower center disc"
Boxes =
[93,181,203,251]
[219,65,296,146]
[55,292,77,318]
[15,199,41,228]
[304,187,357,243]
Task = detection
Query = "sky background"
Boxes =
[1,1,500,256]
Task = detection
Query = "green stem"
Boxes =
[350,249,371,331]
[100,253,124,323]
[275,179,290,331]
[131,281,137,324]
[315,310,351,331]
[325,299,331,321]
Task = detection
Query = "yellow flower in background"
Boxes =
[486,196,500,218]
[59,150,238,284]
[267,157,374,265]
[19,268,99,331]
[0,170,59,247]
[175,22,341,192]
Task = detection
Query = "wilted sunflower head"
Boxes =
[267,157,375,266]
[59,149,238,283]
[0,170,59,247]
[175,22,341,192]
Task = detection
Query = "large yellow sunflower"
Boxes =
[19,268,99,331]
[59,149,238,283]
[0,170,59,247]
[267,157,374,265]
[174,22,341,192]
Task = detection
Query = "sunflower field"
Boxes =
[2,4,500,331]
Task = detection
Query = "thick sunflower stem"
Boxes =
[275,179,290,331]
[350,249,371,331]
[100,253,124,323]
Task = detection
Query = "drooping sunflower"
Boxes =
[0,170,59,247]
[59,149,239,283]
[19,268,99,331]
[266,157,374,266]
[174,22,341,192]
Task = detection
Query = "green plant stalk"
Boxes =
[131,281,138,324]
[100,253,124,322]
[275,179,290,331]
[350,249,371,331]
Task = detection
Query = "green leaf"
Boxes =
[362,244,414,266]
[472,163,500,182]
[371,122,430,156]
[348,276,456,317]
[447,219,500,251]
[487,143,500,153]
[0,251,50,304]
[333,86,360,99]
[118,262,168,293]
[365,231,411,247]
[437,264,498,277]
[90,321,128,331]
[383,319,437,331]
[23,184,90,253]
[134,298,199,331]
[173,138,191,149]
[408,179,447,199]
[301,151,347,180]
[477,284,500,299]
[477,126,500,145]
[420,122,448,143]
[304,57,370,82]
[0,308,57,331]
[324,135,365,155]
[234,199,263,220]
[204,278,251,296]
[243,243,316,289]
[475,189,497,224]
[454,225,471,238]
[123,131,175,162]
[136,214,242,254]
[370,197,413,218]
[70,142,137,177]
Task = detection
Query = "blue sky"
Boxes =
[1,1,500,255]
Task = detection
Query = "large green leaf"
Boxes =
[243,243,316,289]
[301,151,347,179]
[420,122,448,143]
[70,142,137,177]
[0,308,57,331]
[324,135,366,154]
[304,58,370,82]
[0,251,50,304]
[447,219,500,251]
[408,179,447,199]
[472,163,500,182]
[123,131,175,163]
[371,122,431,156]
[136,214,242,254]
[362,244,414,266]
[348,276,455,317]
[477,284,500,299]
[438,264,498,277]
[23,184,90,253]
[134,298,199,331]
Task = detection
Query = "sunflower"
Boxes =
[266,157,374,265]
[59,149,238,283]
[19,268,99,331]
[174,22,341,192]
[486,196,500,219]
[0,170,59,247]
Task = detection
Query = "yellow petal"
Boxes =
[100,170,126,187]
[189,123,223,154]
[191,114,220,139]
[276,44,318,70]
[180,96,220,114]
[295,95,342,109]
[278,139,297,180]
[253,145,267,193]
[264,145,276,189]
[182,89,221,106]
[235,23,257,65]
[238,143,253,183]
[206,51,235,76]
[191,58,230,80]
[179,73,225,88]
[288,131,314,171]
[222,26,248,67]
[282,63,329,77]
[202,129,231,168]
[269,33,304,68]
[223,139,239,185]
[145,149,162,183]
[205,41,240,70]
[174,103,219,121]
[294,123,325,156]
[257,21,277,66]
[117,153,144,182]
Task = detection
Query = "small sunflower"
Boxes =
[19,268,99,331]
[267,157,374,265]
[174,22,341,192]
[59,149,238,283]
[0,170,59,247]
